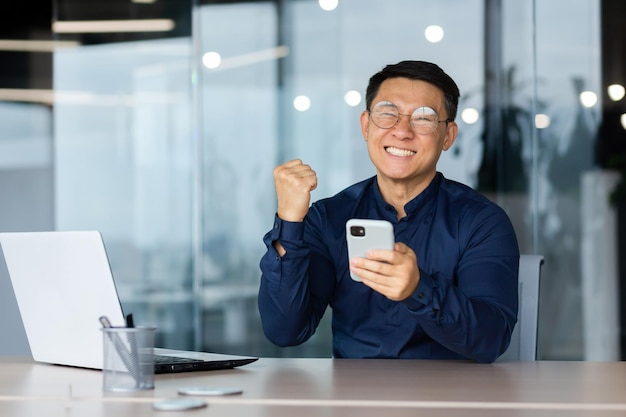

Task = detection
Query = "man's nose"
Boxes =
[393,113,414,134]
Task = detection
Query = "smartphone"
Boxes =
[346,219,394,282]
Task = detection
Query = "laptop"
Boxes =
[0,230,257,374]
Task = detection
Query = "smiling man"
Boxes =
[258,61,520,363]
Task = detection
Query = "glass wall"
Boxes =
[0,0,55,354]
[533,0,605,359]
[52,0,197,349]
[48,0,621,360]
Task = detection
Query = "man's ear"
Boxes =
[360,111,370,141]
[442,121,458,151]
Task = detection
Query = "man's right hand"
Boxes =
[274,159,317,222]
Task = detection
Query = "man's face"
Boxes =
[360,77,457,189]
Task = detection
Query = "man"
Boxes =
[258,60,519,363]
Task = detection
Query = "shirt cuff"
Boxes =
[403,269,438,312]
[263,214,306,252]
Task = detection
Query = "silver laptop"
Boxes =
[0,230,257,373]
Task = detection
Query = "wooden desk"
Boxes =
[1,356,626,416]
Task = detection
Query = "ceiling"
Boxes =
[0,0,624,154]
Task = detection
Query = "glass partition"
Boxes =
[533,0,603,359]
[53,1,197,349]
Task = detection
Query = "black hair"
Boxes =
[365,60,460,121]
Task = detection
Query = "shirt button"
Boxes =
[418,292,425,298]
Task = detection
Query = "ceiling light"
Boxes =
[319,0,339,11]
[344,90,361,107]
[293,96,311,112]
[608,84,625,101]
[424,25,444,43]
[535,114,551,129]
[579,91,598,108]
[0,89,54,105]
[202,52,221,69]
[461,108,479,124]
[0,40,80,52]
[52,19,175,34]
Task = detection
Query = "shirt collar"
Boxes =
[372,172,443,220]
[403,172,442,216]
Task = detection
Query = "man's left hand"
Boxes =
[349,242,420,301]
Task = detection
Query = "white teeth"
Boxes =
[385,146,415,157]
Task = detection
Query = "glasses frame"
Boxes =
[366,104,453,135]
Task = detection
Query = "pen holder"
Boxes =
[101,326,156,392]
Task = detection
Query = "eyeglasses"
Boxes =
[367,101,452,135]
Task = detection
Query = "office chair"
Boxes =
[497,254,545,362]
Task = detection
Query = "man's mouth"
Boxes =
[385,146,416,157]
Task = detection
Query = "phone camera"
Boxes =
[350,226,366,237]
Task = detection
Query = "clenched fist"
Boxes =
[274,159,317,222]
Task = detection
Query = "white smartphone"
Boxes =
[346,219,395,282]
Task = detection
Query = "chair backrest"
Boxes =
[497,254,544,362]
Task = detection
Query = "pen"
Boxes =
[125,313,140,380]
[99,315,140,387]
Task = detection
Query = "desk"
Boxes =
[1,356,626,416]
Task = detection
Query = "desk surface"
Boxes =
[1,356,626,416]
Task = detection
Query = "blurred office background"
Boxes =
[1,0,625,360]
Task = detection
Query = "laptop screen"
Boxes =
[0,231,126,369]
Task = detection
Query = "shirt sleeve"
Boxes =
[401,204,519,363]
[258,214,333,347]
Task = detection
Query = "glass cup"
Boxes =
[102,326,156,392]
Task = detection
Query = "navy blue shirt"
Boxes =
[258,173,519,363]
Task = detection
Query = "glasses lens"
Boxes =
[410,107,439,134]
[370,101,398,129]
